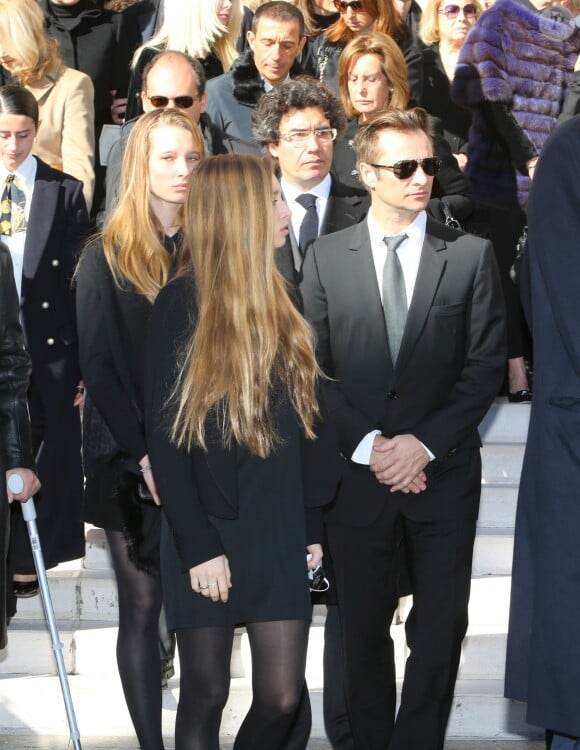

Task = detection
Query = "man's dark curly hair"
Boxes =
[252,76,346,148]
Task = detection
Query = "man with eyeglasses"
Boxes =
[301,107,506,750]
[205,1,307,155]
[104,49,227,217]
[253,77,368,288]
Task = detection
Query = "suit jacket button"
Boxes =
[41,301,49,309]
[47,337,55,346]
[387,391,397,400]
[51,259,59,267]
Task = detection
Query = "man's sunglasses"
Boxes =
[369,157,442,180]
[334,0,365,12]
[438,3,478,18]
[146,94,200,109]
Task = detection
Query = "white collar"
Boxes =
[281,173,332,205]
[0,153,37,189]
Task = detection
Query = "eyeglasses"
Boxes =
[369,157,442,179]
[278,128,338,147]
[438,3,478,18]
[146,94,200,109]
[334,0,365,12]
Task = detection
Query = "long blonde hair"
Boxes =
[132,0,242,73]
[0,0,63,86]
[103,108,205,303]
[171,155,321,458]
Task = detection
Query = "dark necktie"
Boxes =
[382,233,408,363]
[0,174,27,236]
[296,193,319,258]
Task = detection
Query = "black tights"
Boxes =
[176,619,309,750]
[106,529,165,750]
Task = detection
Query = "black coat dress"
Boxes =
[0,246,35,647]
[145,276,342,629]
[9,159,89,574]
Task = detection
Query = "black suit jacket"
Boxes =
[300,216,506,526]
[276,177,369,288]
[21,158,89,383]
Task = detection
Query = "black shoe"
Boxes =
[13,579,39,598]
[508,389,532,403]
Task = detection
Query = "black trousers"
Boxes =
[328,505,477,750]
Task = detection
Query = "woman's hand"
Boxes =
[190,555,232,603]
[306,543,323,571]
[139,454,161,506]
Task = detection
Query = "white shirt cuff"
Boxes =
[351,430,381,464]
[420,441,436,461]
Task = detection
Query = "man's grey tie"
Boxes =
[296,193,319,258]
[382,233,408,363]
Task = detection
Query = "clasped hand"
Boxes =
[370,434,429,493]
[190,555,232,603]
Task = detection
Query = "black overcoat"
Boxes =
[504,115,580,737]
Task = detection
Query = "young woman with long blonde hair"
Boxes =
[145,154,339,750]
[76,108,204,750]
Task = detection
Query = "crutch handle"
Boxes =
[7,473,24,495]
[20,498,36,522]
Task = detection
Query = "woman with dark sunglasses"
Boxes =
[333,31,474,224]
[302,0,423,105]
[419,0,482,171]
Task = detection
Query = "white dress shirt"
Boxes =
[351,209,435,464]
[0,153,37,300]
[281,174,332,270]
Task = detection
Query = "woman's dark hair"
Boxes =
[0,85,40,126]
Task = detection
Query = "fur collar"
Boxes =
[231,49,302,106]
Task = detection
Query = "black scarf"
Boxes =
[43,0,102,68]
[231,50,303,106]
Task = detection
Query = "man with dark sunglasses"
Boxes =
[301,107,506,750]
[103,49,227,218]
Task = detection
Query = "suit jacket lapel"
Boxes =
[321,190,365,236]
[22,166,58,294]
[396,220,446,373]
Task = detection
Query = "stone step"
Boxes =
[478,486,518,529]
[478,399,530,444]
[0,671,539,741]
[481,445,524,486]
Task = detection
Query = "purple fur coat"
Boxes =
[451,0,580,211]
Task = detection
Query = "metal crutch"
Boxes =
[8,474,82,750]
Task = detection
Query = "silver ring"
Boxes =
[199,584,209,590]
[208,582,217,588]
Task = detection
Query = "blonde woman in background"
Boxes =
[419,0,483,168]
[0,0,95,212]
[126,0,243,119]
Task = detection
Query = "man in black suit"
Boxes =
[301,108,506,750]
[253,76,368,287]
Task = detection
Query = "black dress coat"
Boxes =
[144,276,342,590]
[75,234,180,542]
[9,159,89,573]
[0,246,35,648]
[504,115,580,737]
[420,43,472,156]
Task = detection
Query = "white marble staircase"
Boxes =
[0,399,540,743]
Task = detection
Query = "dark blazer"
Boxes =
[277,176,369,286]
[0,246,35,648]
[300,216,506,526]
[145,275,342,572]
[9,158,89,572]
